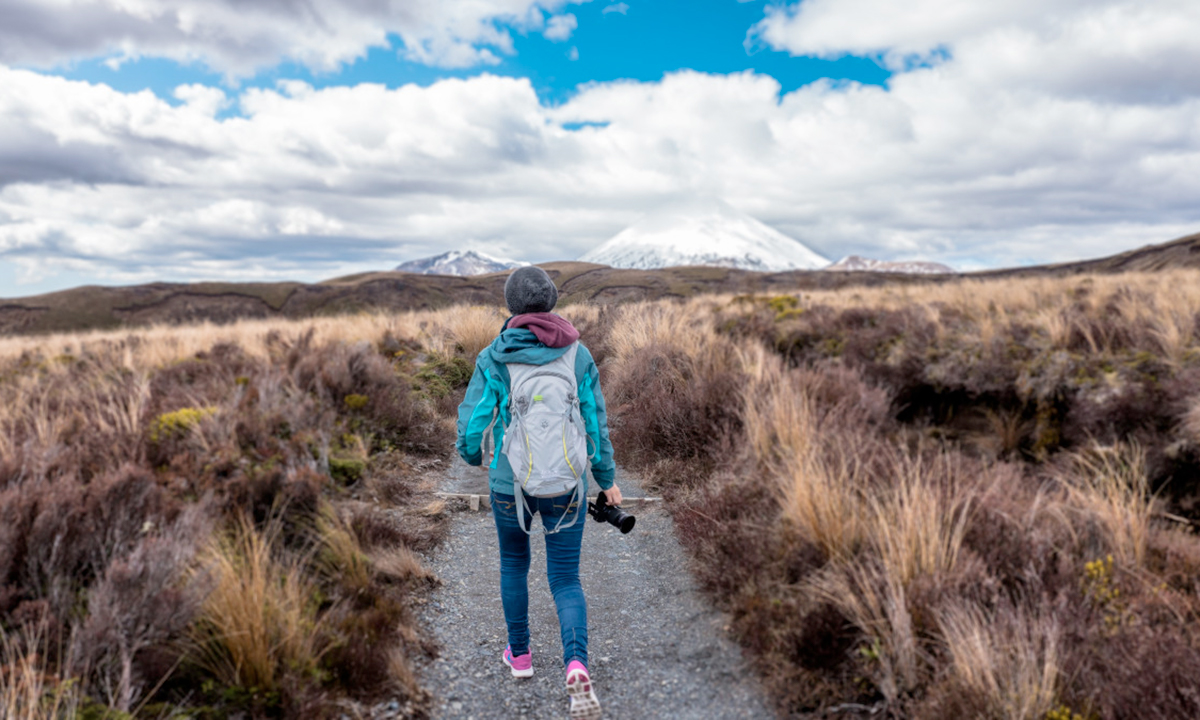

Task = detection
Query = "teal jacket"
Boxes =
[456,328,616,497]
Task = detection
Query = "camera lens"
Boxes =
[615,513,635,534]
[609,507,635,534]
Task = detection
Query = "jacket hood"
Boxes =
[508,313,580,348]
[486,327,571,366]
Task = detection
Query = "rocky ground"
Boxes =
[414,458,775,720]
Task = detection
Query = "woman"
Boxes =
[456,266,619,720]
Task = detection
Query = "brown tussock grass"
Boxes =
[605,297,729,372]
[0,303,464,715]
[1060,443,1154,568]
[315,502,373,594]
[0,626,81,720]
[0,310,429,368]
[446,305,505,360]
[807,561,918,702]
[188,514,330,692]
[869,453,972,586]
[370,545,435,585]
[5,270,1200,716]
[937,602,1060,720]
[741,359,865,559]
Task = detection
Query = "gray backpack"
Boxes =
[501,342,589,535]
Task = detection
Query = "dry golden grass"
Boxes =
[0,311,430,368]
[604,297,729,372]
[937,602,1060,720]
[594,273,1200,715]
[0,626,81,720]
[868,454,972,586]
[189,515,329,692]
[760,269,1200,362]
[445,305,506,359]
[1033,307,1072,349]
[0,304,469,715]
[1152,307,1197,367]
[807,561,918,703]
[1060,443,1154,567]
[741,362,865,559]
[315,502,372,594]
[371,545,435,585]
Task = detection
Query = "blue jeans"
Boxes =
[491,490,588,668]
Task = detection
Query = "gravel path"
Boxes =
[415,457,776,720]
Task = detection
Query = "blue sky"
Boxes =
[51,1,890,107]
[2,0,1199,297]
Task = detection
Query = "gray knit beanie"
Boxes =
[504,266,558,315]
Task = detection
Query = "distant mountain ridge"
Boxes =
[4,230,1199,337]
[827,255,954,274]
[0,263,929,336]
[978,230,1200,276]
[395,250,526,276]
[580,199,829,271]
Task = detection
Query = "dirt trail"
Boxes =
[416,457,775,719]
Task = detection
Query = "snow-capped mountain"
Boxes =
[579,199,829,272]
[395,250,527,276]
[825,255,955,275]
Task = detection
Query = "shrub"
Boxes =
[606,343,744,475]
[148,405,217,444]
[72,506,211,712]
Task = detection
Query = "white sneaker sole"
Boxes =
[566,671,602,720]
[503,654,534,679]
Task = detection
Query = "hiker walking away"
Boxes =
[457,266,619,720]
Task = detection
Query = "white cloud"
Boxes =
[545,14,578,42]
[751,0,1200,102]
[3,0,1200,292]
[602,3,629,16]
[0,0,586,76]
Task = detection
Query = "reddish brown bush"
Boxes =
[1061,622,1200,719]
[0,466,178,623]
[72,506,211,712]
[606,345,744,475]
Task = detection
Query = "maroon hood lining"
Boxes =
[508,312,581,348]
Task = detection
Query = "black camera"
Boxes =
[588,491,635,534]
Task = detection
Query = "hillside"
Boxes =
[3,229,1199,336]
[0,262,928,336]
[979,230,1200,276]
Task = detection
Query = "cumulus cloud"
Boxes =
[3,0,1200,291]
[0,0,582,75]
[751,0,1200,102]
[545,14,578,42]
[602,3,629,16]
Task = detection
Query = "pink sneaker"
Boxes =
[502,645,533,678]
[565,660,601,720]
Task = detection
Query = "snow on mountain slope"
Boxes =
[579,199,828,272]
[826,255,955,274]
[395,250,527,276]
